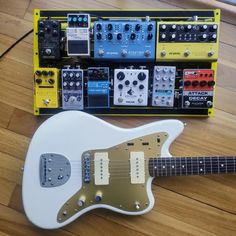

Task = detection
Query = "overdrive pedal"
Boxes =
[152,66,176,107]
[67,13,90,56]
[113,69,149,106]
[61,68,84,110]
[34,68,59,108]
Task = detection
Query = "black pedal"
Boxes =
[38,19,61,60]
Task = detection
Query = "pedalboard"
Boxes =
[33,9,220,116]
[61,67,84,110]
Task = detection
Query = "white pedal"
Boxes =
[152,66,176,107]
[113,69,149,106]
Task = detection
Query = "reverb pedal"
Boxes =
[156,22,219,60]
[113,68,149,106]
[152,66,176,107]
[61,68,84,110]
[34,68,59,108]
[87,67,110,108]
[182,69,215,108]
[67,14,90,56]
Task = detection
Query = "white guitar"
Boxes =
[22,111,236,229]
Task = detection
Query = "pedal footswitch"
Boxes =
[67,14,90,56]
[61,68,84,110]
[87,67,110,108]
[114,69,149,106]
[152,66,176,107]
[34,68,59,108]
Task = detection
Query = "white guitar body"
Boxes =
[22,111,184,229]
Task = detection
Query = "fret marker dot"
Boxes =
[163,166,166,169]
[172,165,175,168]
[200,161,202,164]
[154,166,157,169]
[200,168,203,172]
[182,165,185,168]
[221,164,224,167]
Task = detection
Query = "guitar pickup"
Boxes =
[130,152,145,184]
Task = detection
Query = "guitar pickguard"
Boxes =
[57,132,168,222]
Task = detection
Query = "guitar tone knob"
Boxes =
[77,196,86,207]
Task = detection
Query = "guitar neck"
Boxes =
[149,156,236,177]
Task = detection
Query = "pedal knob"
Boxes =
[48,78,55,85]
[210,24,218,31]
[96,23,102,31]
[192,80,199,87]
[209,33,217,41]
[77,196,86,207]
[185,24,192,31]
[170,33,176,40]
[133,80,138,86]
[138,72,146,81]
[118,84,123,90]
[208,51,215,57]
[170,24,177,31]
[139,84,144,90]
[117,71,125,81]
[135,24,141,31]
[147,33,153,40]
[125,24,130,31]
[200,24,208,31]
[108,23,113,31]
[184,80,191,87]
[107,33,113,40]
[200,80,207,87]
[35,78,42,84]
[125,80,130,86]
[208,80,215,87]
[48,71,54,76]
[160,24,166,31]
[117,33,122,40]
[96,33,102,40]
[147,24,153,31]
[200,33,207,40]
[35,70,42,76]
[130,33,136,40]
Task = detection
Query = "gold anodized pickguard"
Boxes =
[57,132,168,222]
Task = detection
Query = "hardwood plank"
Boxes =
[0,102,14,129]
[0,79,33,113]
[0,127,29,160]
[4,41,33,66]
[0,204,74,236]
[0,12,32,41]
[0,34,16,56]
[0,0,30,18]
[0,152,23,185]
[0,178,15,206]
[8,109,47,138]
[0,57,33,89]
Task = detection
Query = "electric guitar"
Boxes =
[22,111,236,229]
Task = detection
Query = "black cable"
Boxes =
[0,29,33,59]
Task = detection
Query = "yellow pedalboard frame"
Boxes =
[33,9,220,117]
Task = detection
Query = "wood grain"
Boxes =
[0,0,235,235]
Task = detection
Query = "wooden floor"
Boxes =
[0,0,236,235]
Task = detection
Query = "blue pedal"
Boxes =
[93,20,156,60]
[87,67,110,108]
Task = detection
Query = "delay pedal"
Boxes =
[152,66,176,107]
[113,69,149,106]
[67,13,90,56]
[61,68,84,110]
